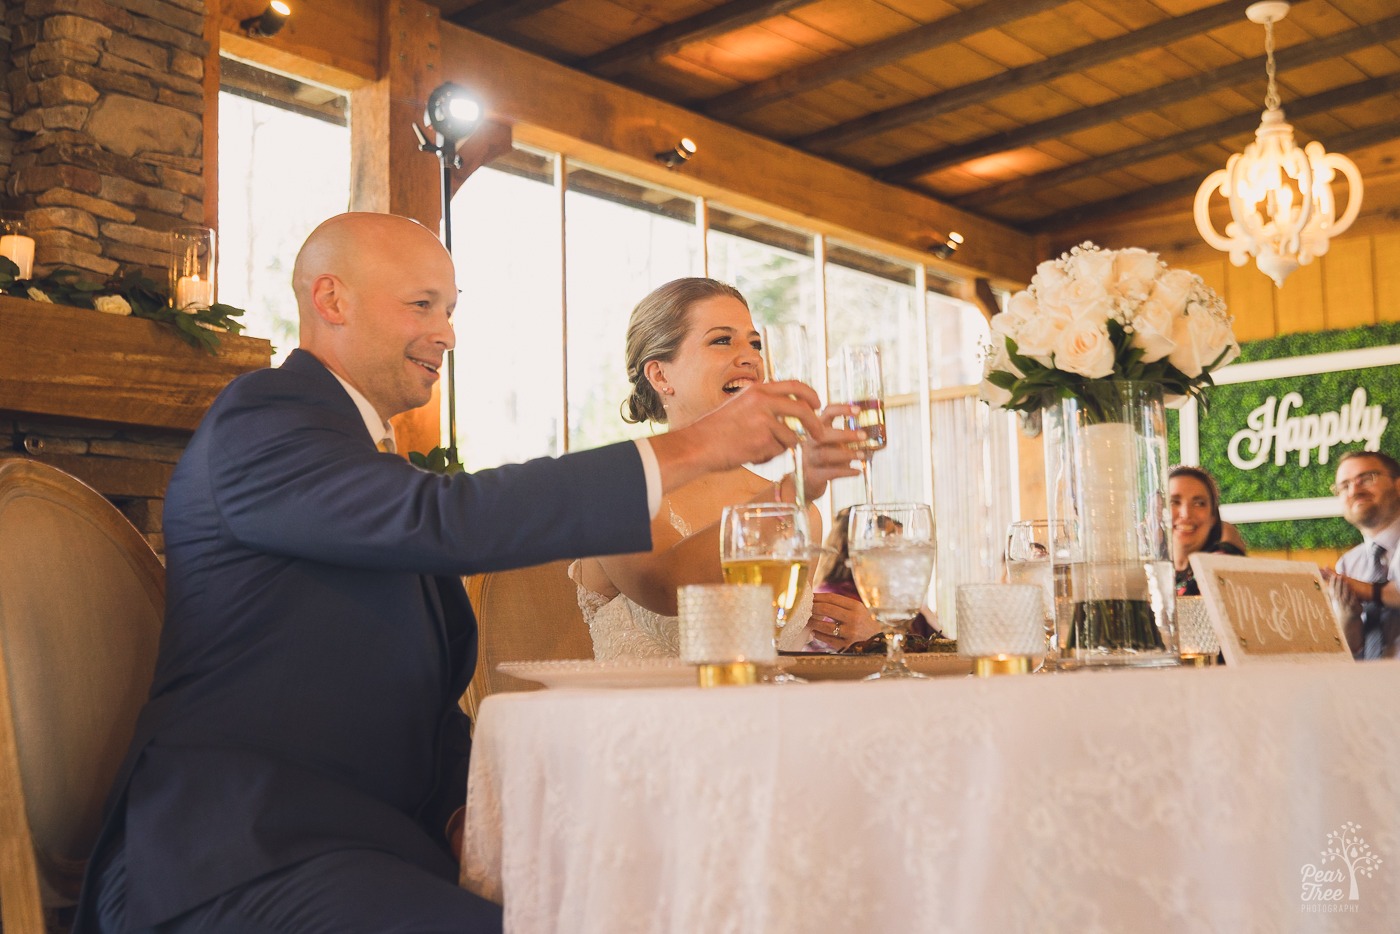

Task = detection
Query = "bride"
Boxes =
[570,277,879,659]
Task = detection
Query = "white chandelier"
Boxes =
[1193,1,1363,287]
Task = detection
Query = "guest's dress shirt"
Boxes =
[1335,514,1400,660]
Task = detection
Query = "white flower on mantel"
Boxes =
[978,241,1241,415]
[93,294,132,316]
[27,286,52,303]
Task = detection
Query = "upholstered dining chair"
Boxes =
[0,459,164,934]
[461,559,592,721]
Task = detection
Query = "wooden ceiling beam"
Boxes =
[794,0,1259,153]
[880,13,1400,182]
[578,0,818,78]
[959,73,1400,210]
[701,0,1070,121]
[446,0,567,31]
[1024,120,1400,235]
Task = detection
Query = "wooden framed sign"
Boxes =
[1188,554,1354,667]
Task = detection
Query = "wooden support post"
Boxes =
[349,0,446,458]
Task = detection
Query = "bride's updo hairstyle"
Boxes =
[622,277,748,425]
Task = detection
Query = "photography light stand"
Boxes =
[412,83,482,466]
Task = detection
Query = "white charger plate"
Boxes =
[497,653,970,689]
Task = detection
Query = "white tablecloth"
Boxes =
[461,663,1400,933]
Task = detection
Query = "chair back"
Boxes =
[0,460,164,933]
[462,559,591,719]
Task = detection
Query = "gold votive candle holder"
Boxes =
[956,583,1044,677]
[678,583,775,687]
[1175,596,1220,667]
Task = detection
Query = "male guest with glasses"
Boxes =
[1329,450,1400,659]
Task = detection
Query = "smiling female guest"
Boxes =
[1170,465,1245,595]
[570,278,877,657]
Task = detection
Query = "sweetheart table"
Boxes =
[460,661,1399,933]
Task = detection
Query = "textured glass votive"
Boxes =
[1176,596,1220,667]
[956,583,1044,676]
[169,225,215,310]
[679,584,775,686]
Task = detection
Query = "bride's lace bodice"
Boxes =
[570,501,812,660]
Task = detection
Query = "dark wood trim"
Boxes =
[0,297,271,433]
[1025,120,1400,234]
[879,13,1400,181]
[578,0,818,78]
[701,0,1070,120]
[446,0,567,31]
[795,0,1256,153]
[959,74,1400,210]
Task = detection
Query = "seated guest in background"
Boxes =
[76,215,852,934]
[571,277,871,658]
[1170,465,1245,596]
[808,506,929,650]
[1326,450,1400,659]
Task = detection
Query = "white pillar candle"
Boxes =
[175,274,213,310]
[0,234,35,279]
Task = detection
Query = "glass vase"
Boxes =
[1043,381,1178,669]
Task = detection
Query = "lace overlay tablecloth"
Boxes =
[461,663,1400,933]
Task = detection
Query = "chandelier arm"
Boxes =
[1326,153,1365,238]
[1192,169,1236,252]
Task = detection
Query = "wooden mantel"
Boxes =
[0,296,272,432]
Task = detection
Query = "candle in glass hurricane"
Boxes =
[175,275,213,310]
[0,214,34,280]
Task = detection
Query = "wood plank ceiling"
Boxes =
[426,0,1400,240]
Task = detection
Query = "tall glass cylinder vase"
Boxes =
[1043,381,1177,668]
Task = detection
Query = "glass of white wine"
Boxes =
[836,344,887,503]
[848,503,936,680]
[721,502,811,683]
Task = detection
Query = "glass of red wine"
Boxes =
[837,344,887,503]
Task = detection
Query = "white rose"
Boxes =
[1169,304,1239,377]
[978,377,1013,408]
[1054,317,1115,378]
[1034,259,1070,293]
[93,294,132,316]
[982,329,1022,378]
[1064,283,1114,326]
[1111,248,1160,300]
[1128,296,1176,363]
[27,287,52,303]
[1147,268,1196,315]
[998,296,1067,367]
[1067,246,1113,285]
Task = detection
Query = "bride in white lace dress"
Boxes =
[569,278,880,660]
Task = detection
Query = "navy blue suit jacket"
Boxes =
[79,350,651,930]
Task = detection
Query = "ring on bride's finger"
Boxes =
[830,625,842,639]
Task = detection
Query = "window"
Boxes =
[564,166,701,452]
[449,147,563,469]
[217,59,350,363]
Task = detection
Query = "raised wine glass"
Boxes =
[1005,519,1070,671]
[848,503,936,680]
[721,502,811,683]
[761,323,812,520]
[836,344,887,503]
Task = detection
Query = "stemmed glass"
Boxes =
[848,503,936,680]
[835,344,887,503]
[1005,519,1070,671]
[721,502,812,683]
[761,323,812,519]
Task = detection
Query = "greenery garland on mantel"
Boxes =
[0,256,246,354]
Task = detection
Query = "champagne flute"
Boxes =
[721,502,811,683]
[836,344,887,503]
[1005,519,1069,671]
[848,503,936,680]
[761,323,811,521]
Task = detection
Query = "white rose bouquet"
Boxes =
[980,242,1239,420]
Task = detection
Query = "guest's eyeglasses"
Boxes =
[1330,470,1389,496]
